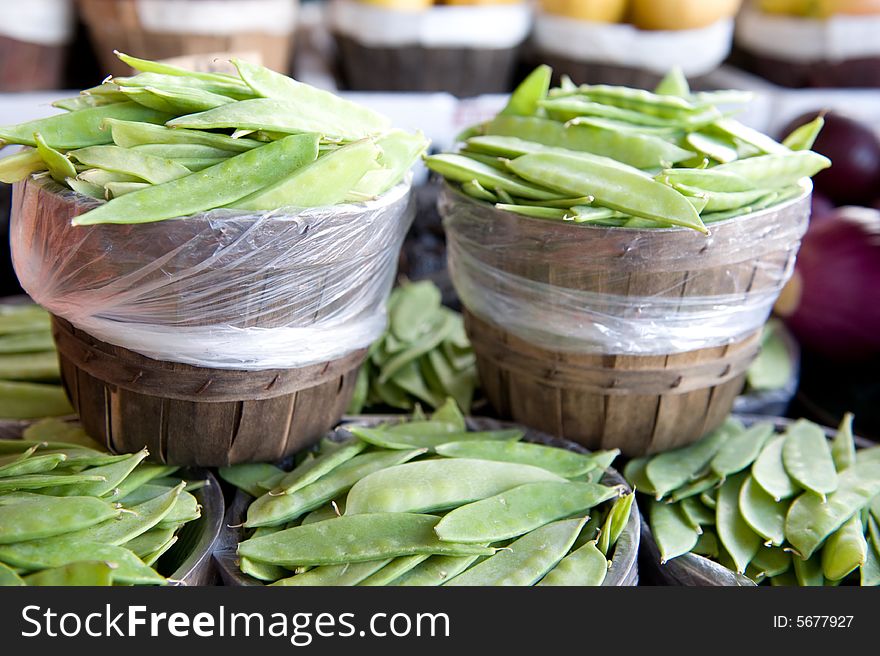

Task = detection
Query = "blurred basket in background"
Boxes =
[0,0,75,91]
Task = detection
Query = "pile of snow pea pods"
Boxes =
[0,52,428,226]
[0,304,72,420]
[426,66,830,233]
[219,400,633,586]
[626,415,880,586]
[348,281,477,414]
[0,418,204,586]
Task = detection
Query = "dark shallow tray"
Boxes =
[637,413,873,586]
[214,415,640,586]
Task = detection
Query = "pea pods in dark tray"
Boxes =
[214,415,640,587]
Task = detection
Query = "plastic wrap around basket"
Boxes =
[10,175,413,466]
[441,182,811,456]
[213,416,640,586]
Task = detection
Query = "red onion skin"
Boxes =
[777,207,880,359]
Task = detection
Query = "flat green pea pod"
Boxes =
[712,151,830,188]
[861,522,880,586]
[494,204,568,220]
[105,118,261,152]
[272,438,366,495]
[500,64,551,117]
[752,434,800,501]
[646,421,733,498]
[387,555,481,586]
[272,559,392,586]
[240,513,493,568]
[0,380,74,419]
[54,93,127,112]
[0,473,106,493]
[347,426,522,452]
[674,185,769,213]
[345,458,565,515]
[428,397,467,430]
[433,440,600,478]
[821,515,867,581]
[232,58,390,140]
[692,530,719,558]
[785,461,880,559]
[43,449,148,497]
[124,526,177,559]
[231,139,376,210]
[782,419,838,499]
[0,330,53,354]
[0,102,172,149]
[0,148,46,183]
[116,51,249,86]
[66,178,104,199]
[538,539,608,586]
[0,562,25,586]
[156,490,200,528]
[716,473,762,574]
[77,168,144,186]
[241,554,288,583]
[358,555,431,586]
[569,84,700,118]
[461,179,498,202]
[751,547,791,578]
[142,535,178,567]
[350,129,428,199]
[23,561,114,587]
[538,98,674,127]
[654,66,690,97]
[684,132,738,164]
[0,350,60,381]
[713,118,789,156]
[389,279,442,342]
[667,475,721,503]
[0,453,67,478]
[120,85,234,115]
[656,167,755,192]
[0,494,120,543]
[831,413,856,472]
[245,449,425,528]
[434,481,618,543]
[508,152,706,233]
[649,499,699,563]
[73,133,320,226]
[425,153,560,201]
[70,145,191,184]
[131,143,234,160]
[679,496,714,529]
[791,553,824,586]
[711,422,775,479]
[0,540,164,585]
[782,116,824,151]
[445,518,585,586]
[218,463,286,497]
[739,474,786,546]
[105,181,149,198]
[34,132,76,183]
[114,70,253,100]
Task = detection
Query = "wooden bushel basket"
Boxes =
[441,183,811,456]
[11,176,410,467]
[77,0,298,76]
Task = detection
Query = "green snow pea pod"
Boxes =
[861,521,880,586]
[358,555,431,586]
[684,132,738,164]
[115,51,247,85]
[831,413,856,473]
[23,561,114,587]
[792,553,824,586]
[0,103,172,149]
[782,116,824,151]
[388,554,480,586]
[425,153,560,201]
[649,499,699,563]
[782,419,838,499]
[538,98,674,126]
[104,181,149,198]
[73,133,320,225]
[500,64,551,117]
[751,547,791,578]
[430,397,467,430]
[711,422,775,479]
[378,312,457,383]
[716,472,762,574]
[739,474,786,546]
[452,150,507,170]
[572,508,606,551]
[869,513,880,551]
[433,440,601,478]
[156,490,200,527]
[0,350,60,381]
[77,168,144,185]
[508,152,706,232]
[623,457,656,496]
[785,461,880,558]
[446,518,585,586]
[0,453,67,478]
[33,132,76,183]
[770,570,799,586]
[654,66,690,97]
[679,496,714,529]
[350,129,428,199]
[218,463,286,497]
[712,151,830,188]
[120,85,233,114]
[70,145,191,184]
[0,331,54,354]
[348,426,522,452]
[486,115,693,169]
[142,535,178,567]
[53,93,127,112]
[240,555,288,583]
[0,494,120,543]
[42,449,148,497]
[66,178,104,199]
[115,71,252,99]
[713,118,788,155]
[0,562,25,586]
[673,185,769,213]
[124,526,177,559]
[240,513,493,567]
[272,559,392,586]
[494,204,568,220]
[752,434,800,501]
[564,116,684,138]
[434,481,617,543]
[538,539,607,586]
[232,138,375,210]
[131,143,233,159]
[0,473,106,493]
[646,421,733,498]
[345,458,565,515]
[232,58,390,139]
[821,515,867,581]
[656,167,755,192]
[0,540,164,585]
[389,280,442,342]
[105,119,261,152]
[461,179,498,202]
[0,305,51,334]
[569,84,700,118]
[669,475,721,503]
[246,449,425,528]
[692,530,719,558]
[273,438,366,495]
[0,148,45,183]
[177,158,231,171]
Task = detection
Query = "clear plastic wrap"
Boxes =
[441,183,811,356]
[12,176,414,370]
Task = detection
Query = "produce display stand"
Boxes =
[213,416,640,587]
